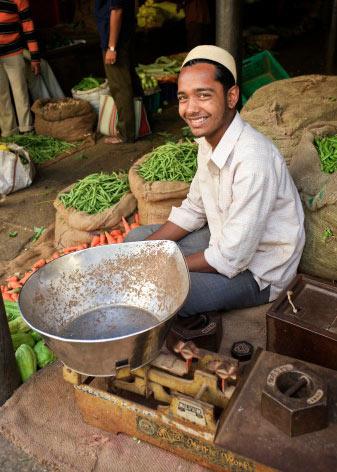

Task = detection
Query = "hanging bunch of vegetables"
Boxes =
[137,0,185,29]
[137,71,158,92]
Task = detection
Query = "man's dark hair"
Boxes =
[182,59,235,93]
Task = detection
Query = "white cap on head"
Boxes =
[181,45,237,83]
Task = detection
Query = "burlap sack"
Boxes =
[31,98,96,142]
[241,75,337,166]
[53,184,137,248]
[128,154,190,224]
[290,122,337,281]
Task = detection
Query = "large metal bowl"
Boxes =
[19,241,190,376]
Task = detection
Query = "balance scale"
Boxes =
[63,346,337,472]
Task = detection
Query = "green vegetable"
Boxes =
[4,300,21,321]
[314,135,337,173]
[73,77,105,91]
[34,340,56,368]
[8,231,18,238]
[11,332,35,351]
[59,172,130,214]
[1,133,77,164]
[322,228,334,241]
[138,140,198,183]
[31,331,43,342]
[32,226,45,242]
[15,344,37,382]
[8,316,31,335]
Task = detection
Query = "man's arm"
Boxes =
[105,8,123,65]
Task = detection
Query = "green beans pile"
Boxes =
[138,141,198,183]
[314,135,337,174]
[59,172,130,214]
[73,77,105,91]
[1,133,77,164]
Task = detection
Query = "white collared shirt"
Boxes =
[168,113,305,301]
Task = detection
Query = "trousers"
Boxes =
[0,54,33,137]
[125,225,271,317]
[104,39,142,143]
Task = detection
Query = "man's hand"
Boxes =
[31,61,40,75]
[185,252,218,272]
[105,49,117,65]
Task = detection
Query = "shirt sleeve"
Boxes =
[168,167,207,232]
[204,160,278,277]
[17,0,40,61]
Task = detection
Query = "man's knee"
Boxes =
[124,224,161,242]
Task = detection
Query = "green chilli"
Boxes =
[138,140,198,183]
[314,135,337,174]
[59,172,129,214]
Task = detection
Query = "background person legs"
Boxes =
[1,55,33,135]
[104,40,136,143]
[0,59,18,137]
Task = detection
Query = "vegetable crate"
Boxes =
[241,50,289,105]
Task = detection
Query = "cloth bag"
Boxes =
[97,95,151,138]
[0,144,35,195]
[31,98,96,142]
[71,79,110,114]
[128,154,190,224]
[290,121,337,281]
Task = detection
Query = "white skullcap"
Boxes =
[181,45,237,83]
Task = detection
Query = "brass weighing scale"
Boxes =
[63,347,337,472]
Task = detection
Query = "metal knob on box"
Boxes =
[261,362,328,437]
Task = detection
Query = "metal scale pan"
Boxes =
[18,240,190,376]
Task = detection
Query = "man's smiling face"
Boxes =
[177,62,236,148]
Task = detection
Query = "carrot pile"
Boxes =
[1,213,141,302]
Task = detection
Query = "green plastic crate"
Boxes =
[241,50,289,104]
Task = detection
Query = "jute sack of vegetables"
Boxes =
[128,141,197,224]
[290,121,337,281]
[54,172,136,248]
[31,97,96,142]
[71,77,110,114]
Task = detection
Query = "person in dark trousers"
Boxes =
[94,0,142,144]
[0,0,40,137]
[126,45,305,318]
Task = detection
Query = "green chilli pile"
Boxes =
[314,135,337,174]
[59,172,130,214]
[1,133,77,164]
[138,141,198,183]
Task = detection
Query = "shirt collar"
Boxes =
[195,112,245,169]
